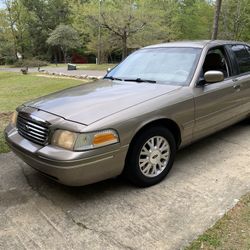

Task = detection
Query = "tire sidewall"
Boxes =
[125,126,176,187]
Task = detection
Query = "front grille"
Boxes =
[17,113,49,145]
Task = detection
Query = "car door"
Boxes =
[192,45,243,141]
[226,44,250,116]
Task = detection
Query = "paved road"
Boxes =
[0,122,249,250]
[0,67,106,77]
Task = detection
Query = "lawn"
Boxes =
[0,72,86,153]
[186,193,250,250]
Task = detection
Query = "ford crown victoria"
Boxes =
[5,40,250,187]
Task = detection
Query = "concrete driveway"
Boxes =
[0,122,249,250]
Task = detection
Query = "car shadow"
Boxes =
[23,120,249,204]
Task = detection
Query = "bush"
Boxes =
[14,58,49,68]
[5,56,17,65]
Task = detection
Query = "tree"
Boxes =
[100,0,148,59]
[1,0,249,65]
[47,24,80,63]
[20,0,70,59]
[0,8,16,63]
[71,0,180,62]
[177,0,214,40]
[70,0,118,64]
[212,0,222,40]
[219,0,250,41]
[131,0,180,46]
[3,0,30,59]
[75,0,154,60]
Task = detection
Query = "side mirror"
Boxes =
[204,70,224,83]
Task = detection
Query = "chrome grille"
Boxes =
[17,113,49,145]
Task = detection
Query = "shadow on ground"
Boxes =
[1,120,249,250]
[22,120,250,203]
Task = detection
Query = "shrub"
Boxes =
[5,56,17,65]
[14,58,49,68]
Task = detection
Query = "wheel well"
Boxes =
[130,119,181,149]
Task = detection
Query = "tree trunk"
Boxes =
[212,0,222,40]
[122,36,128,59]
[9,26,18,59]
[62,47,67,64]
[58,47,62,63]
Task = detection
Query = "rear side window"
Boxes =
[231,45,250,74]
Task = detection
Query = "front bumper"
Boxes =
[5,125,128,186]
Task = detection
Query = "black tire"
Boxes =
[124,126,176,187]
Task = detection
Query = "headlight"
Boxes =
[10,111,18,126]
[51,130,78,150]
[51,129,119,151]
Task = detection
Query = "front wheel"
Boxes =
[124,126,177,187]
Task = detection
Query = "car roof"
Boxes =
[144,40,248,49]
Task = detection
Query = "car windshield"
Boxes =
[106,47,202,86]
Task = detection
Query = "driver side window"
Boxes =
[202,47,230,79]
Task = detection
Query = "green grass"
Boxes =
[186,193,250,250]
[0,72,86,153]
[0,113,11,153]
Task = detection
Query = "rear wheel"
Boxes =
[124,126,176,187]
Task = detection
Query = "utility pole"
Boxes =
[97,0,102,64]
[212,0,222,40]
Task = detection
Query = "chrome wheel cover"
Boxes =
[139,136,170,178]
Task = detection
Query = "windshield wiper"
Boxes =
[123,78,156,83]
[103,76,122,81]
[104,76,156,84]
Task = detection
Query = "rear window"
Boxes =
[231,45,250,74]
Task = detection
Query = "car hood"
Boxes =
[26,79,181,125]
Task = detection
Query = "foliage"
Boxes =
[5,0,69,59]
[4,56,16,65]
[0,112,11,153]
[99,0,152,59]
[72,0,182,62]
[177,0,214,40]
[47,24,80,62]
[0,0,250,64]
[0,7,16,62]
[219,0,250,41]
[14,58,49,67]
[2,0,30,59]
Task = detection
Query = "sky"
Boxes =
[0,0,4,9]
